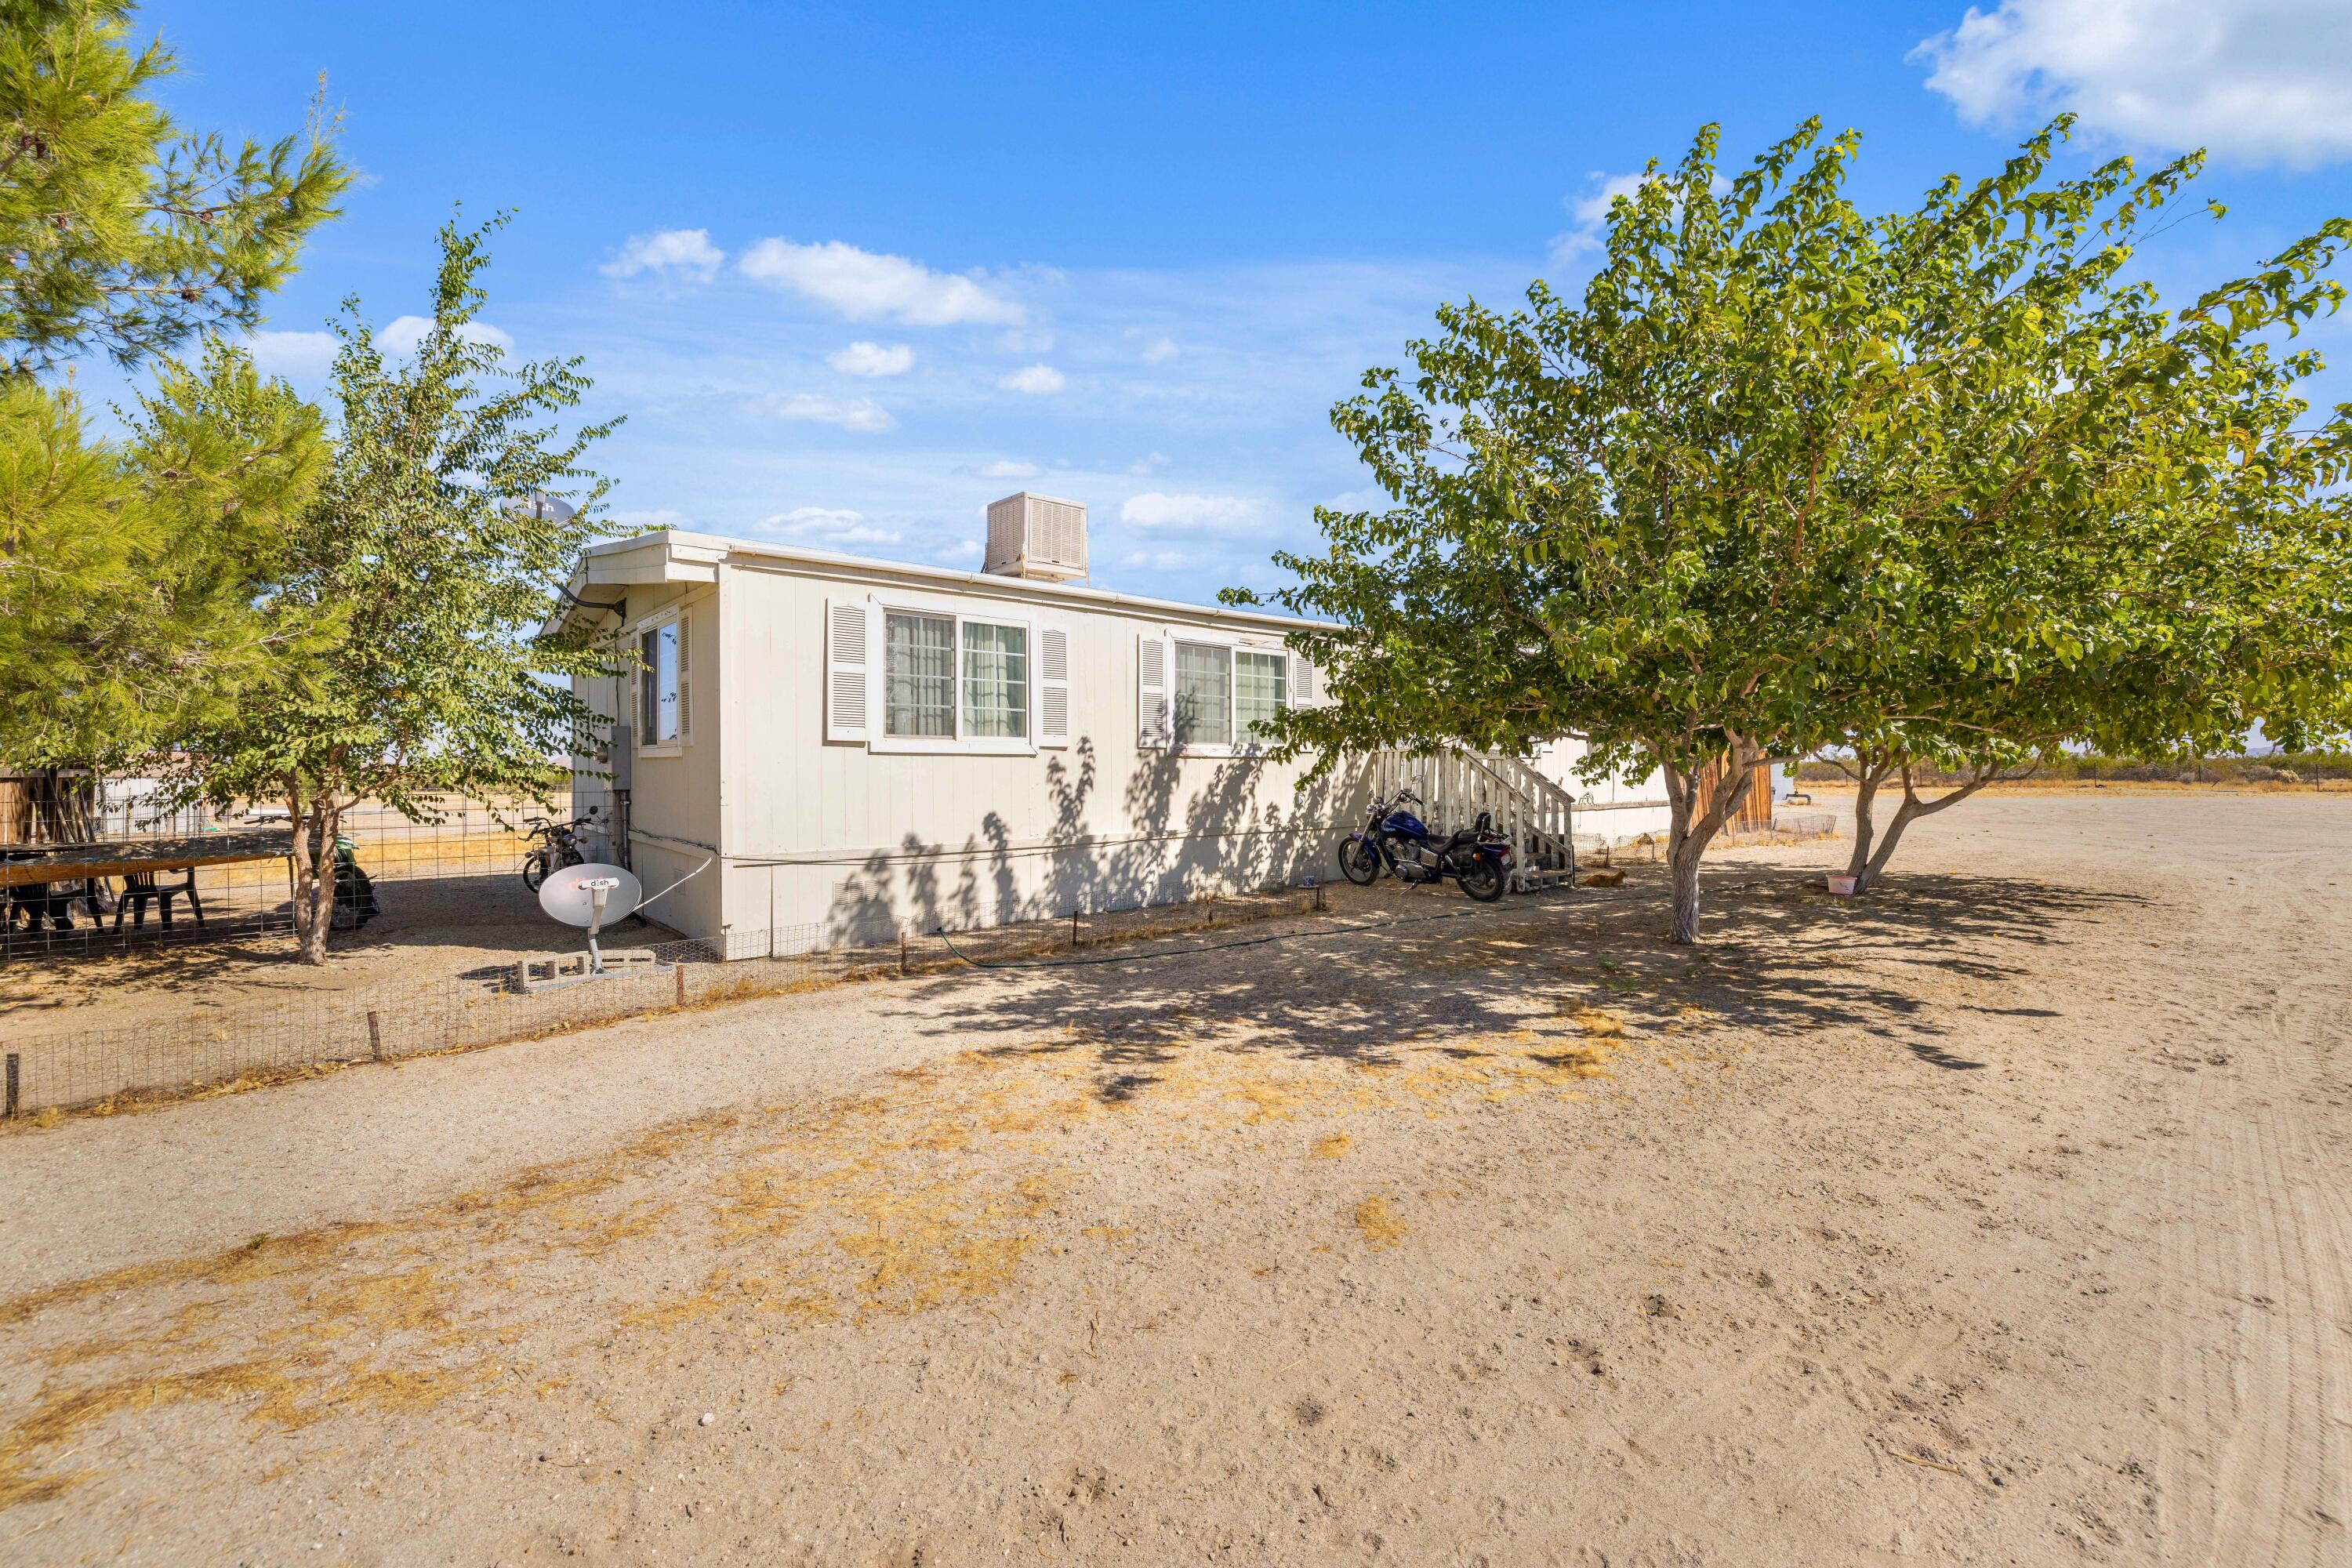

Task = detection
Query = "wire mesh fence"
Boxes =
[1,786,627,963]
[0,884,1328,1119]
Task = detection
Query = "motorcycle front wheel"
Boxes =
[521,849,550,892]
[1457,858,1506,902]
[1338,837,1382,886]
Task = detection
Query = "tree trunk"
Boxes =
[1661,739,1762,945]
[1845,753,1896,884]
[288,786,342,966]
[1853,762,2000,892]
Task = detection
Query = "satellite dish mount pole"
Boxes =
[581,876,619,974]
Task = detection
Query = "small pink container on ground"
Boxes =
[1827,874,1860,896]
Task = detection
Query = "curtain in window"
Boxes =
[885,612,956,737]
[963,622,1029,739]
[1235,650,1287,744]
[1174,642,1232,746]
[641,624,681,743]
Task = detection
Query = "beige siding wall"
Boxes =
[569,579,727,941]
[1529,737,1676,844]
[709,559,1368,953]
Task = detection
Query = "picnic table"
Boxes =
[0,830,295,891]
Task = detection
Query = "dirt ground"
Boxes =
[0,875,685,1038]
[0,792,2344,1566]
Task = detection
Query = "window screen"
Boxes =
[1236,650,1287,744]
[1174,642,1232,746]
[641,623,681,744]
[962,621,1029,739]
[884,612,956,737]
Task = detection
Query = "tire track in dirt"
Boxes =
[2151,851,2352,1566]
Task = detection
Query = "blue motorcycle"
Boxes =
[1338,786,1512,902]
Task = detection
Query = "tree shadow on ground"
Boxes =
[880,862,2146,1103]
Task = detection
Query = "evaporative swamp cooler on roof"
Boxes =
[984,492,1089,583]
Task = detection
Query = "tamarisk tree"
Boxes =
[162,216,625,964]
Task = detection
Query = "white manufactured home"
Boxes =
[550,492,1723,956]
[552,495,1380,956]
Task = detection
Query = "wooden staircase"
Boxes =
[1369,748,1579,891]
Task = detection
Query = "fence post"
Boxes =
[1070,907,1080,949]
[675,960,688,1007]
[899,930,909,977]
[367,1010,384,1062]
[4,1054,16,1120]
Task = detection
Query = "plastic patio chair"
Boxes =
[112,867,205,931]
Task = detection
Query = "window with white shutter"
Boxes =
[1038,626,1070,749]
[1288,649,1317,707]
[826,597,873,742]
[1136,631,1170,749]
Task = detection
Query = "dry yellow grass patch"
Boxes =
[1353,1195,1408,1249]
[0,1014,1649,1515]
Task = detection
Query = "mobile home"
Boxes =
[551,495,1373,955]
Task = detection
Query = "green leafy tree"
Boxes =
[0,0,348,376]
[1235,121,1901,942]
[1803,154,2352,889]
[0,0,348,779]
[1236,118,2352,941]
[159,216,626,964]
[0,343,329,767]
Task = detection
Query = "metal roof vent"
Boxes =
[984,492,1087,583]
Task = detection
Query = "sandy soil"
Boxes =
[0,793,2344,1566]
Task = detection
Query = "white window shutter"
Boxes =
[1136,630,1170,749]
[676,612,694,743]
[1039,626,1070,749]
[826,597,872,742]
[1288,649,1317,707]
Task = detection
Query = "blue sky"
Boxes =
[96,0,2352,606]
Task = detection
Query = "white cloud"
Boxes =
[1120,549,1193,572]
[1914,0,2352,166]
[379,315,513,358]
[978,459,1040,479]
[739,239,1025,325]
[826,340,914,377]
[941,539,985,562]
[760,506,903,546]
[600,228,725,282]
[1550,169,1729,262]
[247,328,338,379]
[750,392,895,433]
[1120,492,1265,534]
[1127,451,1170,476]
[1141,336,1178,363]
[999,364,1065,394]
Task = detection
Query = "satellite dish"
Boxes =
[539,863,641,972]
[539,862,641,927]
[510,489,578,524]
